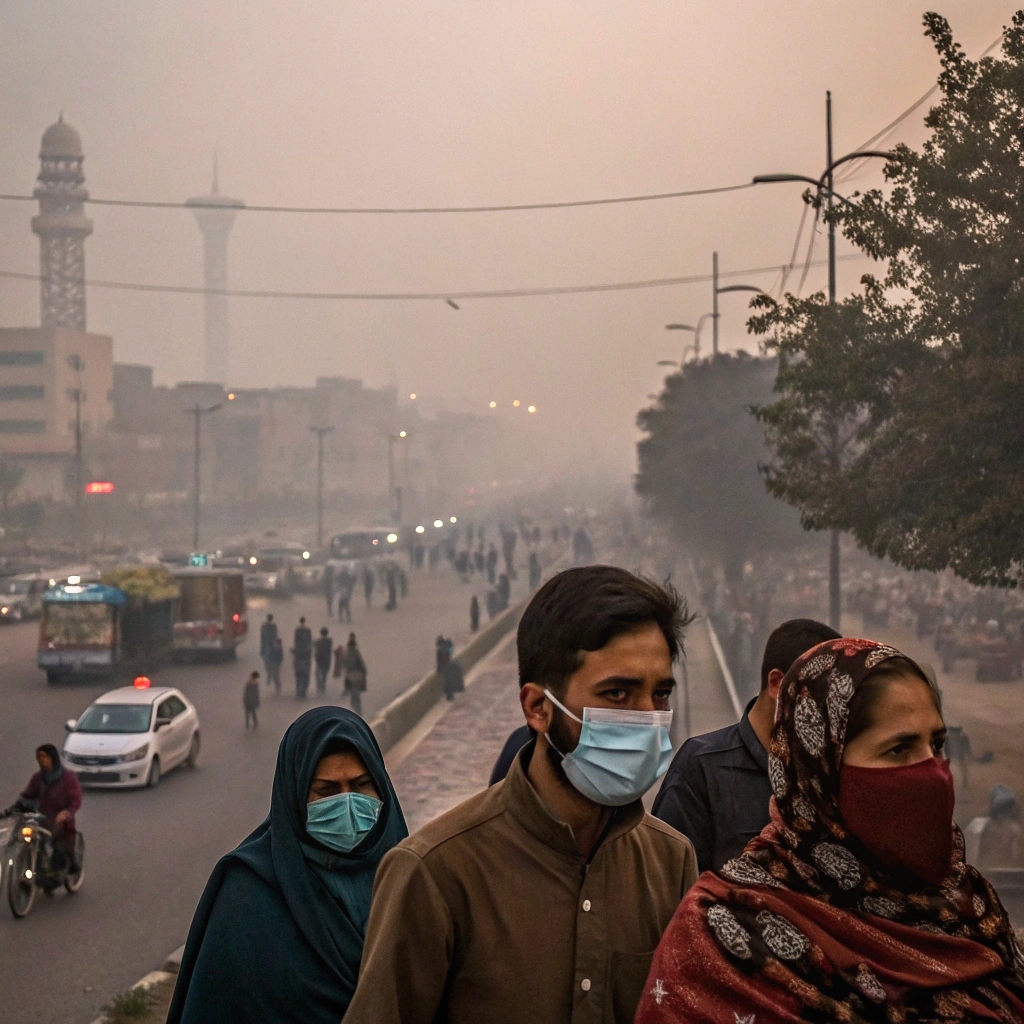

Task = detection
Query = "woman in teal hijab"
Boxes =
[167,706,407,1023]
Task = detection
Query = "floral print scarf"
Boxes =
[636,638,1024,1024]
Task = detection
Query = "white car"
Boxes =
[62,682,201,789]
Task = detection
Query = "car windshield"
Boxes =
[0,580,31,595]
[75,704,152,734]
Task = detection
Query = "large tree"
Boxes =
[636,353,801,583]
[753,11,1024,586]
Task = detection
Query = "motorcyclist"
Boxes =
[3,744,82,872]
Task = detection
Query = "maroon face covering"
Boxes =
[839,756,955,887]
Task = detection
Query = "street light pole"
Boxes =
[186,403,221,551]
[310,426,334,550]
[386,432,407,525]
[712,252,720,356]
[66,354,84,557]
[751,97,893,632]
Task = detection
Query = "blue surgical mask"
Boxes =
[543,689,673,807]
[306,792,382,853]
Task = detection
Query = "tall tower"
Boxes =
[32,115,93,330]
[186,162,243,382]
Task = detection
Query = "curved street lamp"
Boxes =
[751,91,894,630]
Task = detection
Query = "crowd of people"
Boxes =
[156,563,1024,1024]
[256,613,369,716]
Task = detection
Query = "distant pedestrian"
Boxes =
[435,634,449,672]
[486,589,499,620]
[385,569,397,611]
[486,545,498,584]
[293,617,313,699]
[337,570,354,624]
[243,671,261,730]
[442,656,464,701]
[259,614,279,680]
[362,566,375,608]
[266,637,283,693]
[314,627,333,695]
[497,572,511,610]
[323,564,335,617]
[470,594,480,632]
[397,568,408,599]
[528,550,541,591]
[343,633,368,717]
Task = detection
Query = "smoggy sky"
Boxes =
[0,2,1015,475]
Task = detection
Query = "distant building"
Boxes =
[186,163,243,383]
[0,327,113,499]
[0,118,112,501]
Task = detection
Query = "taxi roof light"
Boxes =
[133,676,152,689]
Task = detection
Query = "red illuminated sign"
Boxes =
[84,481,115,494]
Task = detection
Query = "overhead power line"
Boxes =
[0,253,868,302]
[0,181,754,216]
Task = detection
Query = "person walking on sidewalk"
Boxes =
[293,617,313,699]
[259,614,279,680]
[243,671,261,730]
[313,627,333,696]
[266,637,283,694]
[343,566,698,1024]
[469,594,480,633]
[362,566,375,608]
[343,633,367,717]
[336,570,354,624]
[323,564,335,618]
[166,707,408,1024]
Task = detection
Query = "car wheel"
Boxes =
[185,733,200,768]
[64,834,85,893]
[146,758,161,789]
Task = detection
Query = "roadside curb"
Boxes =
[88,946,183,1024]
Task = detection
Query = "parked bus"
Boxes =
[170,567,247,661]
[329,528,401,566]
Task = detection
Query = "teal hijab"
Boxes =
[168,706,408,1023]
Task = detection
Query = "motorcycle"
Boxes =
[3,810,85,918]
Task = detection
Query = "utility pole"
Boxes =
[67,354,84,557]
[712,252,720,357]
[386,431,407,525]
[187,403,221,551]
[310,426,334,549]
[826,90,841,633]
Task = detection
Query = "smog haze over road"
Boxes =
[0,1,1013,474]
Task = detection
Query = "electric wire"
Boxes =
[0,253,869,303]
[0,181,754,215]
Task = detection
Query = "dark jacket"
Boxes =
[313,636,333,667]
[293,626,313,663]
[19,768,82,834]
[344,647,367,692]
[651,698,772,874]
[259,620,279,657]
[243,681,261,711]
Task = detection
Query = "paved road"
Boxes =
[0,564,509,1024]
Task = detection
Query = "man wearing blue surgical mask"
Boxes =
[345,566,699,1024]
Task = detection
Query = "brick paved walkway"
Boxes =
[390,634,524,833]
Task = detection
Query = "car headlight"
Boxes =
[118,744,149,763]
[0,607,8,614]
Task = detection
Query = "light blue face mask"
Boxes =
[544,689,673,807]
[306,791,382,853]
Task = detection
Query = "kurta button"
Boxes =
[582,900,591,912]
[581,979,591,992]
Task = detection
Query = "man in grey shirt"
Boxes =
[652,618,839,872]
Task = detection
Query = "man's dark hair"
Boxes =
[760,618,841,690]
[517,565,693,695]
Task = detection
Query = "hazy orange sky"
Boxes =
[0,2,1015,474]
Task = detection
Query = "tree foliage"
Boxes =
[0,461,25,517]
[752,11,1024,586]
[636,353,801,582]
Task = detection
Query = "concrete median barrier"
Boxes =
[368,597,526,756]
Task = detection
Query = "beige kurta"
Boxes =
[343,743,697,1024]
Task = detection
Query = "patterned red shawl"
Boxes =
[636,637,1024,1024]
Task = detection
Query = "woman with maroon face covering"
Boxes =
[635,638,1024,1024]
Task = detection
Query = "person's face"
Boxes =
[306,751,380,804]
[36,750,53,773]
[842,671,946,769]
[523,622,675,753]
